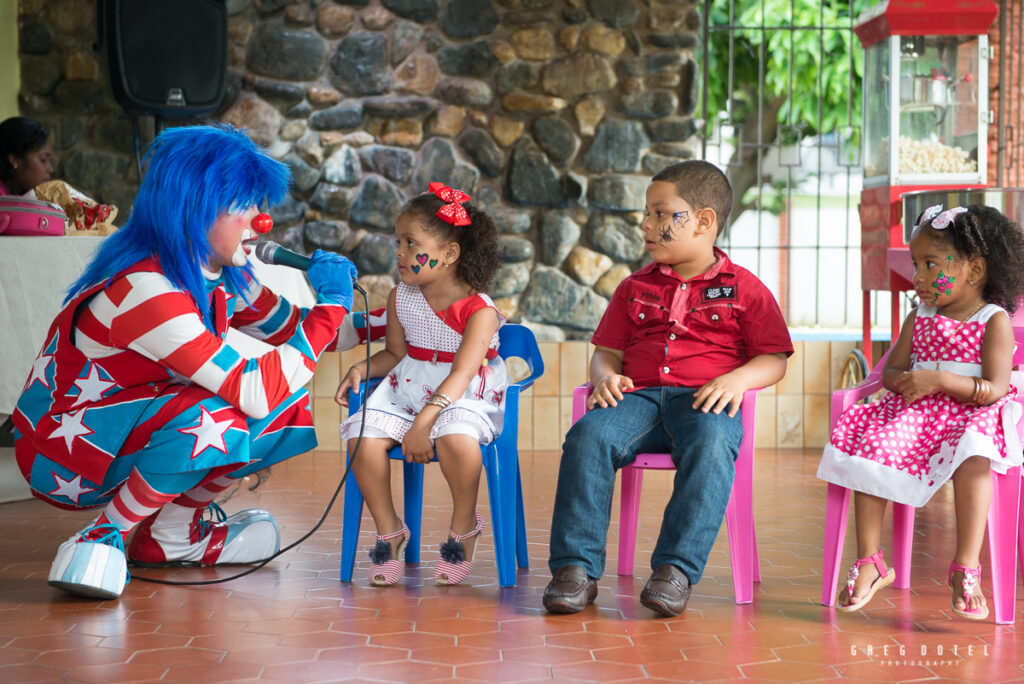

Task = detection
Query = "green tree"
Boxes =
[705,0,863,226]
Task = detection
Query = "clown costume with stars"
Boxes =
[12,125,361,599]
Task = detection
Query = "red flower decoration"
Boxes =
[428,181,471,227]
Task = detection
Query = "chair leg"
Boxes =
[340,455,364,582]
[483,447,517,587]
[725,467,755,604]
[752,528,761,584]
[822,483,852,606]
[988,467,1021,625]
[514,462,529,570]
[402,460,425,565]
[617,468,643,576]
[891,502,915,590]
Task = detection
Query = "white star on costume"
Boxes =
[48,473,96,506]
[178,406,234,459]
[71,364,117,406]
[49,409,95,451]
[25,354,54,390]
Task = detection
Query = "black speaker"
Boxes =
[100,0,227,118]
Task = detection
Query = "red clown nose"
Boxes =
[251,213,273,234]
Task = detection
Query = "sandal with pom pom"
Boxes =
[948,561,989,621]
[368,523,409,586]
[836,548,895,612]
[433,510,485,585]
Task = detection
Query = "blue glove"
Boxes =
[308,250,357,309]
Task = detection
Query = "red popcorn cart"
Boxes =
[856,0,996,367]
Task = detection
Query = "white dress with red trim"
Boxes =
[340,282,508,445]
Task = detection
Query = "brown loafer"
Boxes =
[542,565,597,614]
[640,564,691,617]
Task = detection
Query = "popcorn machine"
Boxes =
[856,0,996,365]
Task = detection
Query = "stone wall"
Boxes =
[16,0,702,339]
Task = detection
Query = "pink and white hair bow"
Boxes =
[428,182,471,227]
[916,203,968,231]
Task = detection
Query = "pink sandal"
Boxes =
[433,510,485,585]
[836,548,895,612]
[368,523,409,586]
[948,561,989,621]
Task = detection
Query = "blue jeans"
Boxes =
[548,386,744,584]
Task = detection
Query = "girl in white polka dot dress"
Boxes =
[335,184,507,587]
[818,204,1024,620]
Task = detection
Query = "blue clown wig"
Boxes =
[66,124,290,329]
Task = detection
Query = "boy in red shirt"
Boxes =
[543,161,793,616]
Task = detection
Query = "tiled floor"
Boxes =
[1,446,1022,683]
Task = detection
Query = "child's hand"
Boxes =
[693,374,747,417]
[892,369,940,404]
[334,364,364,407]
[588,373,635,409]
[402,424,434,463]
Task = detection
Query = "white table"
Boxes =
[0,236,315,414]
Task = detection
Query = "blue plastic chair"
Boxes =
[339,324,544,587]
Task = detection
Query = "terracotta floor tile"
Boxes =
[3,446,1023,682]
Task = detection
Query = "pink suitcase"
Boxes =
[0,195,67,236]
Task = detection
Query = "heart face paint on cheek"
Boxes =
[930,256,956,304]
[416,253,429,265]
[411,265,420,274]
[429,259,438,268]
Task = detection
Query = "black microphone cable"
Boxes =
[132,284,372,587]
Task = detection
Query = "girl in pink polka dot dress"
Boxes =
[818,204,1024,621]
[335,185,507,588]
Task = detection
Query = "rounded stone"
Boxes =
[541,53,616,97]
[497,61,541,95]
[330,32,391,95]
[392,20,425,65]
[309,182,353,216]
[533,117,578,165]
[438,41,500,77]
[507,138,568,207]
[588,175,649,212]
[62,148,129,190]
[490,262,530,298]
[618,90,678,119]
[246,24,326,81]
[438,0,497,39]
[18,15,53,55]
[498,236,534,263]
[349,175,406,232]
[588,211,646,261]
[582,24,625,56]
[540,212,581,266]
[358,144,415,183]
[435,78,493,107]
[309,103,364,131]
[587,0,640,28]
[595,264,633,298]
[565,245,613,286]
[519,266,607,330]
[582,118,649,173]
[353,233,398,274]
[283,152,320,193]
[509,28,555,61]
[268,193,305,227]
[382,0,438,23]
[220,93,284,146]
[459,129,505,178]
[304,220,352,250]
[322,144,362,186]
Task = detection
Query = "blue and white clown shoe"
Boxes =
[127,502,280,567]
[48,524,129,599]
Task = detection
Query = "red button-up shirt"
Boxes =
[591,248,793,389]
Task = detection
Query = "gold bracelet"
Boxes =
[978,378,990,405]
[424,398,447,409]
[970,376,982,404]
[434,392,454,405]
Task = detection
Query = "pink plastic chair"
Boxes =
[821,341,1024,624]
[571,385,761,604]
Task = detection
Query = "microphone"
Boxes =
[254,240,365,295]
[254,240,311,271]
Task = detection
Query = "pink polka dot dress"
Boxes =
[818,304,1023,507]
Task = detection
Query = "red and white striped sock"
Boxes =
[92,468,178,540]
[173,475,237,509]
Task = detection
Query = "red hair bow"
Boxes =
[429,182,471,227]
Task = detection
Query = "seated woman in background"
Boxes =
[0,116,53,196]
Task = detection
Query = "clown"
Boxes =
[12,125,359,599]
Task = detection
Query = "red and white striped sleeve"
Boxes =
[100,272,346,419]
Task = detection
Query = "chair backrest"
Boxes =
[498,323,544,388]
